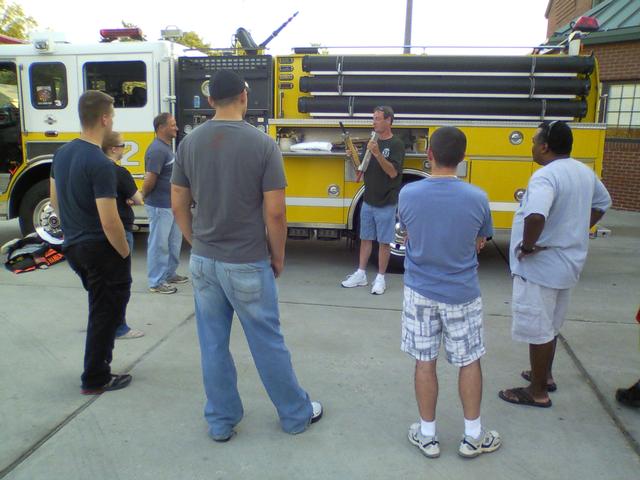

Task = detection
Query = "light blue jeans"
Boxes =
[115,230,135,337]
[189,254,313,437]
[145,205,182,288]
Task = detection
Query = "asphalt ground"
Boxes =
[1,210,639,479]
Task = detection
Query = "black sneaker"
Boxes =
[81,374,132,395]
[616,381,640,407]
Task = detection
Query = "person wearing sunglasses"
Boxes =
[499,120,611,408]
[102,131,144,339]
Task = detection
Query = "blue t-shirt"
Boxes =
[51,139,117,247]
[399,178,493,304]
[144,138,174,208]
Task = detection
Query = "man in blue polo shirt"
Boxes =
[50,90,132,395]
[141,113,187,294]
[399,126,501,459]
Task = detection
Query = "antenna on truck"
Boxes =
[259,11,299,48]
[233,11,299,55]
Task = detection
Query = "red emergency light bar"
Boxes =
[571,16,599,32]
[100,28,144,42]
[0,33,26,44]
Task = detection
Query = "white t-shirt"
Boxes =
[510,157,611,289]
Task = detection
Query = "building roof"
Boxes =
[548,0,640,45]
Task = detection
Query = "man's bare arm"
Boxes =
[96,197,129,258]
[590,208,605,229]
[367,139,399,178]
[171,184,193,245]
[141,172,158,198]
[263,188,287,278]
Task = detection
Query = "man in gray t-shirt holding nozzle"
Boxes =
[171,69,322,442]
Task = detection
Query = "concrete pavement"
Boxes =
[0,211,639,479]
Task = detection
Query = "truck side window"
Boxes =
[29,62,68,109]
[83,61,147,108]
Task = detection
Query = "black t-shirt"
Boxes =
[115,164,138,231]
[363,135,405,207]
[50,139,116,246]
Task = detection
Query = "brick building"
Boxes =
[546,0,640,211]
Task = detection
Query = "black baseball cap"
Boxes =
[209,70,248,100]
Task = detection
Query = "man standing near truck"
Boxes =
[499,121,610,408]
[141,113,187,294]
[50,90,132,395]
[171,69,322,441]
[341,105,405,295]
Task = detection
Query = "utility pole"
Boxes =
[404,0,413,54]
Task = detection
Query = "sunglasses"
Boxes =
[114,143,125,148]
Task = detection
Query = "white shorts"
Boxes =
[401,286,485,367]
[511,275,572,344]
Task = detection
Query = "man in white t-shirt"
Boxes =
[499,121,611,408]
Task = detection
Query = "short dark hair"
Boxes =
[153,112,172,132]
[374,105,394,124]
[537,121,573,155]
[213,93,243,108]
[429,126,467,168]
[78,90,114,129]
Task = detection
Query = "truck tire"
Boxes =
[18,179,51,236]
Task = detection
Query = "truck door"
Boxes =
[0,61,21,195]
[77,54,154,179]
[19,57,79,159]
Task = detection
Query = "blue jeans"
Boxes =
[115,230,135,337]
[189,254,313,437]
[145,205,182,288]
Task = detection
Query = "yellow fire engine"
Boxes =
[0,24,604,268]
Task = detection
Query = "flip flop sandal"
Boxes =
[521,370,557,392]
[498,387,552,408]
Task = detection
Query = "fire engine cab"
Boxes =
[0,24,605,269]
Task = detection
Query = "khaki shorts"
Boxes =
[401,286,485,367]
[511,275,572,345]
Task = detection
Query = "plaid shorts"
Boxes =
[401,286,486,367]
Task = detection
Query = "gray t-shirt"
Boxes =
[510,157,611,289]
[144,138,174,208]
[172,120,286,263]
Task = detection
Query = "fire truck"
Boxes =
[0,24,605,269]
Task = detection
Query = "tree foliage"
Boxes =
[0,0,37,40]
[177,31,211,54]
[116,20,147,41]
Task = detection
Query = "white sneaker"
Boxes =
[408,423,440,458]
[371,276,386,295]
[341,270,367,288]
[311,401,323,424]
[458,429,501,458]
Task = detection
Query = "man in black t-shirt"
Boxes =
[50,90,132,395]
[341,106,405,295]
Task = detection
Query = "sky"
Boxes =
[15,0,553,55]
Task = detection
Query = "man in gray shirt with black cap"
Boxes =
[171,70,322,442]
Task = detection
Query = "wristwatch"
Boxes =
[520,245,535,254]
